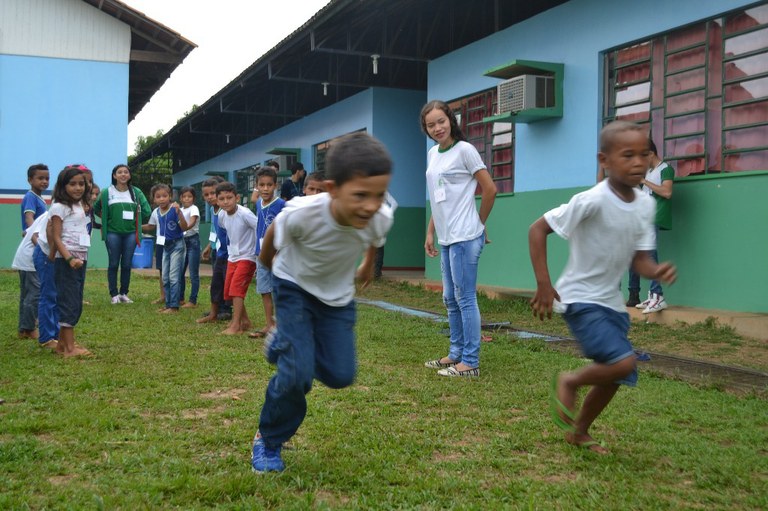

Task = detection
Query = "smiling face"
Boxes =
[90,186,100,203]
[66,173,87,202]
[256,175,276,202]
[303,179,326,196]
[29,170,49,195]
[202,186,218,207]
[216,190,239,214]
[599,129,651,192]
[113,166,131,187]
[423,107,454,149]
[326,173,391,229]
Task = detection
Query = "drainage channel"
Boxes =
[357,298,768,394]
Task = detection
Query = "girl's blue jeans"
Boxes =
[105,232,137,297]
[162,238,186,309]
[440,233,485,368]
[258,277,356,448]
[33,245,58,344]
[179,234,201,304]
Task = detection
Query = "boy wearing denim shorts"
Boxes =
[248,167,285,338]
[529,121,676,454]
[251,132,394,472]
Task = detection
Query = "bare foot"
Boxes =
[240,320,253,331]
[39,339,59,349]
[181,302,197,308]
[565,432,609,455]
[157,307,168,313]
[59,346,93,358]
[151,297,165,305]
[160,308,179,314]
[196,315,217,324]
[220,327,244,335]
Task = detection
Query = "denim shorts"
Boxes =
[255,258,273,295]
[563,302,637,387]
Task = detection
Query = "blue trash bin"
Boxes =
[132,237,154,269]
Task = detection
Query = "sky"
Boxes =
[124,0,330,156]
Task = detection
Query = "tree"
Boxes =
[128,129,172,199]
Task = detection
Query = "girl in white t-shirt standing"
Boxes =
[420,100,497,377]
[47,166,93,357]
[179,186,201,307]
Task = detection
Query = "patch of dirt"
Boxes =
[199,388,247,400]
[48,474,76,485]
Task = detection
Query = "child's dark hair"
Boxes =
[290,162,304,175]
[52,166,91,207]
[150,183,172,201]
[215,181,237,196]
[179,186,196,199]
[27,163,49,179]
[325,132,392,186]
[306,171,325,182]
[256,166,277,183]
[648,138,658,156]
[266,160,280,171]
[419,100,466,143]
[110,164,136,203]
[202,176,224,188]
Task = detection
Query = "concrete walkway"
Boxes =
[381,270,768,341]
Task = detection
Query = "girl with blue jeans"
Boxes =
[421,100,497,377]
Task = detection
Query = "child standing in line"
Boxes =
[216,181,258,335]
[179,186,201,308]
[33,212,57,349]
[198,177,233,323]
[528,121,676,454]
[251,132,394,473]
[21,163,49,237]
[47,166,93,357]
[13,212,47,340]
[302,171,326,195]
[249,167,285,339]
[144,184,188,313]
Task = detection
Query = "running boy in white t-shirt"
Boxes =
[528,121,676,454]
[250,132,394,472]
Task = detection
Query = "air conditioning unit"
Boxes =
[497,74,555,114]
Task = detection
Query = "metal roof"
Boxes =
[80,0,197,121]
[131,0,566,171]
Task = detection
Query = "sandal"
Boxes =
[424,358,457,369]
[437,366,480,377]
[549,374,576,433]
[248,329,270,339]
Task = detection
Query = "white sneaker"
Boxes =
[118,294,133,304]
[635,292,652,309]
[111,296,120,304]
[642,294,668,314]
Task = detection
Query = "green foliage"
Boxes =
[128,129,173,199]
[0,271,766,509]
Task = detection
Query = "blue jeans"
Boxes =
[441,233,485,368]
[258,277,357,448]
[106,232,138,297]
[54,258,86,327]
[179,234,201,304]
[33,246,58,343]
[162,238,186,309]
[628,227,663,296]
[18,270,40,332]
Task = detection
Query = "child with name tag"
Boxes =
[198,177,233,323]
[144,184,188,313]
[179,186,201,308]
[94,164,152,304]
[249,167,285,339]
[47,165,94,357]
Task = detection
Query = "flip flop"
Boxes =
[549,374,576,433]
[248,329,269,339]
[565,432,609,454]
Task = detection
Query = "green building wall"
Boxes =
[425,172,768,314]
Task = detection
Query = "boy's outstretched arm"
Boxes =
[529,217,560,320]
[632,251,677,285]
[356,245,378,290]
[259,223,277,269]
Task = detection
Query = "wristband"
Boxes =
[66,256,74,264]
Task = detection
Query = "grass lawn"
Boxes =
[1,270,766,509]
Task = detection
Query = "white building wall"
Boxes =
[0,0,130,63]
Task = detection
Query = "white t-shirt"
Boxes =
[544,180,656,313]
[49,202,90,259]
[426,141,486,245]
[107,185,133,205]
[12,212,49,271]
[181,204,200,237]
[217,205,259,263]
[272,193,394,307]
